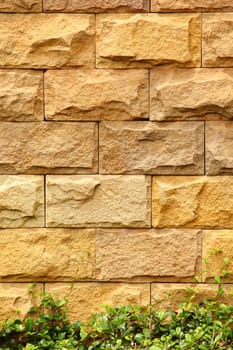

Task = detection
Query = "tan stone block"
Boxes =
[0,14,95,68]
[150,67,233,121]
[96,14,201,68]
[202,230,233,282]
[0,176,44,228]
[0,70,43,121]
[203,14,233,67]
[152,176,233,228]
[151,0,233,12]
[96,229,201,281]
[0,228,95,281]
[46,175,151,228]
[0,284,43,321]
[46,282,150,321]
[45,70,148,121]
[206,122,233,175]
[0,122,98,174]
[100,121,204,174]
[0,0,42,12]
[44,0,149,13]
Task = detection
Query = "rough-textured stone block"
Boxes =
[96,14,201,68]
[202,230,233,282]
[0,228,95,281]
[203,14,233,67]
[150,67,233,121]
[0,14,95,68]
[47,175,151,228]
[0,122,98,174]
[0,0,42,12]
[151,0,233,12]
[99,121,204,174]
[45,70,148,121]
[96,229,201,281]
[0,176,44,228]
[44,0,149,13]
[152,177,233,228]
[0,284,43,321]
[206,122,233,175]
[46,283,150,321]
[0,70,43,121]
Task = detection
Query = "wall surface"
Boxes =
[0,0,233,321]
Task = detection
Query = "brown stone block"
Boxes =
[206,122,233,175]
[0,176,44,228]
[203,14,233,67]
[99,121,204,174]
[46,282,150,321]
[0,122,98,174]
[0,0,42,12]
[152,176,233,229]
[0,14,95,68]
[151,0,233,12]
[0,70,43,121]
[46,175,151,228]
[45,70,148,121]
[0,228,95,281]
[150,67,233,121]
[96,228,201,281]
[96,14,201,68]
[44,0,149,13]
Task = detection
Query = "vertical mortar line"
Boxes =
[201,13,203,68]
[204,121,206,176]
[94,13,97,69]
[42,0,44,12]
[150,175,153,228]
[98,122,100,174]
[149,282,152,305]
[44,175,46,228]
[42,70,46,121]
[148,68,150,121]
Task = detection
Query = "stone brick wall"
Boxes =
[0,0,232,321]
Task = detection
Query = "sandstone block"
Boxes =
[0,122,98,174]
[152,177,233,228]
[206,122,233,175]
[96,229,201,281]
[203,14,233,67]
[150,67,233,121]
[46,283,150,321]
[0,14,95,68]
[99,121,204,174]
[0,284,43,321]
[0,228,95,281]
[44,0,149,12]
[46,175,151,228]
[96,14,201,68]
[151,0,233,12]
[202,230,233,283]
[0,0,42,12]
[0,70,43,121]
[0,176,44,228]
[45,70,148,121]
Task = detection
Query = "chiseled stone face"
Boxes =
[46,175,151,228]
[202,230,233,282]
[96,229,201,281]
[0,70,43,121]
[150,67,233,121]
[0,284,43,321]
[45,70,148,121]
[206,122,233,175]
[44,0,149,12]
[46,283,150,321]
[0,122,98,174]
[96,14,201,68]
[203,14,233,67]
[99,121,204,175]
[0,176,44,228]
[0,0,42,12]
[0,14,95,68]
[152,176,233,228]
[151,0,233,12]
[0,228,95,281]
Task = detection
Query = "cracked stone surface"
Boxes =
[0,0,42,12]
[151,0,233,12]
